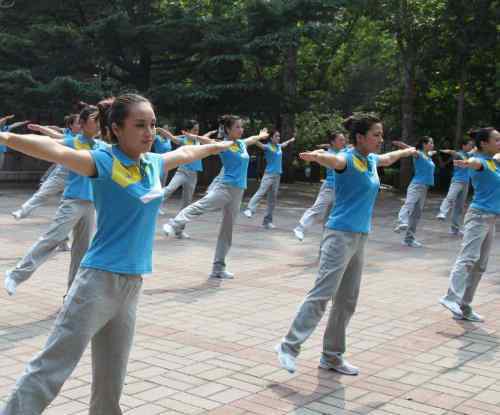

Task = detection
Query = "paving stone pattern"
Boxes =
[0,183,499,414]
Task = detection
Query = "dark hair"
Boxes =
[469,127,495,151]
[64,114,79,128]
[96,97,115,140]
[220,114,241,135]
[328,131,343,143]
[107,94,152,143]
[342,113,381,145]
[76,101,89,112]
[183,119,199,131]
[416,136,433,150]
[460,138,474,148]
[79,104,98,124]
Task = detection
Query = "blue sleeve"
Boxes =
[63,136,73,148]
[337,152,352,174]
[370,154,380,167]
[90,148,112,180]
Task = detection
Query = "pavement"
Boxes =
[0,182,499,415]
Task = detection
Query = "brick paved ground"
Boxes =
[1,183,499,415]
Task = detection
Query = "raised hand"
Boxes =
[258,128,269,139]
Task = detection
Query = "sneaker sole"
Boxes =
[318,362,359,376]
[275,345,295,373]
[439,299,463,318]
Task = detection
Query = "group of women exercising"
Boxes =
[0,95,498,414]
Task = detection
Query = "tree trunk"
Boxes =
[280,41,299,183]
[454,62,467,149]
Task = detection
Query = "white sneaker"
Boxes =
[459,306,484,322]
[209,270,235,279]
[402,239,423,248]
[274,344,296,373]
[4,271,17,296]
[319,356,359,376]
[439,297,463,318]
[293,227,304,241]
[436,213,446,221]
[394,224,408,233]
[175,231,190,240]
[264,223,275,230]
[158,208,166,216]
[243,209,252,218]
[11,210,24,220]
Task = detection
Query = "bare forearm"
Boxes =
[1,132,95,176]
[379,148,415,167]
[314,153,346,170]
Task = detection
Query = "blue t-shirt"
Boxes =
[63,134,105,202]
[470,155,500,215]
[81,146,165,275]
[178,136,203,172]
[325,148,344,189]
[0,125,8,153]
[220,140,250,189]
[452,150,472,183]
[264,143,283,175]
[152,135,172,154]
[411,151,435,186]
[326,149,380,234]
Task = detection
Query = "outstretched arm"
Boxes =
[162,141,234,172]
[454,157,483,170]
[281,137,296,148]
[7,120,30,131]
[156,127,183,145]
[378,147,418,167]
[299,149,347,171]
[0,114,15,128]
[28,124,65,141]
[243,128,269,146]
[182,131,216,145]
[0,132,96,176]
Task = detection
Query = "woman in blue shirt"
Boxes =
[275,113,417,376]
[0,93,232,415]
[4,105,104,297]
[159,120,216,234]
[440,127,500,323]
[243,129,295,229]
[437,138,475,235]
[11,115,81,221]
[395,136,436,247]
[0,114,29,169]
[163,115,269,279]
[293,132,347,241]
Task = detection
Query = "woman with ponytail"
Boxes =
[439,127,500,322]
[243,129,295,229]
[11,114,81,221]
[394,136,436,247]
[163,115,269,278]
[0,93,232,415]
[4,104,105,297]
[275,113,417,376]
[293,132,347,241]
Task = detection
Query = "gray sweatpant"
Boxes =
[282,229,366,362]
[397,183,428,243]
[170,182,244,273]
[296,182,335,234]
[163,168,197,209]
[247,173,281,225]
[17,165,68,218]
[207,168,225,194]
[439,181,469,232]
[8,198,95,290]
[1,268,142,415]
[444,208,497,308]
[0,152,4,170]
